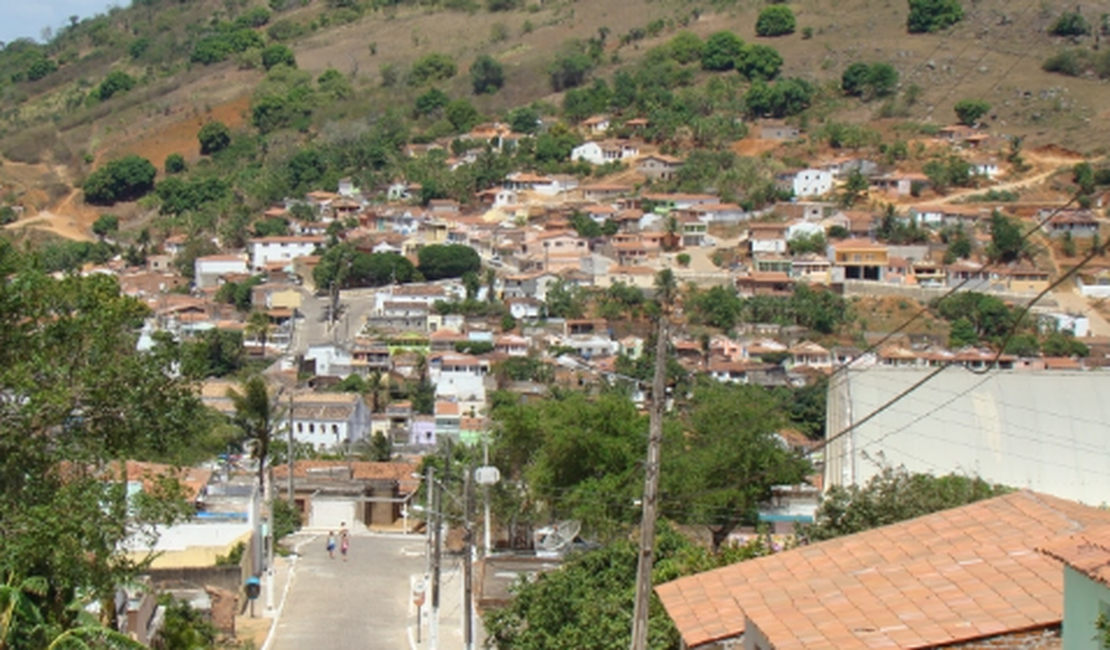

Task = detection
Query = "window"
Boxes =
[297,423,303,433]
[309,423,315,433]
[332,424,339,434]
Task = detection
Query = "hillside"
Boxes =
[1,0,1109,240]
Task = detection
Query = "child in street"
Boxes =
[326,531,337,559]
[339,523,350,561]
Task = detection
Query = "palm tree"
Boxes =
[245,310,272,358]
[484,267,497,304]
[366,370,387,413]
[228,376,279,490]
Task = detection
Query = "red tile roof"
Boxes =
[656,491,1110,649]
[1038,523,1110,588]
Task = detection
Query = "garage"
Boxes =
[308,498,357,530]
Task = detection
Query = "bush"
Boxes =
[410,52,458,85]
[0,206,19,225]
[1050,11,1091,37]
[842,62,899,99]
[415,87,450,116]
[755,5,796,37]
[736,44,783,81]
[907,0,963,33]
[549,48,595,91]
[668,31,703,64]
[198,120,232,155]
[164,153,187,174]
[470,54,504,94]
[418,243,481,280]
[94,70,136,101]
[702,31,745,71]
[268,19,308,41]
[92,214,119,238]
[261,44,297,70]
[83,155,157,205]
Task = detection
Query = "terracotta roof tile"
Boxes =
[657,491,1110,649]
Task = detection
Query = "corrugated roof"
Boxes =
[825,368,1110,506]
[657,491,1110,649]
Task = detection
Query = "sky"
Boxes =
[1,0,122,46]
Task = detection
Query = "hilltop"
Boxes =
[1,0,1108,239]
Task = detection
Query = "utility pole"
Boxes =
[463,464,475,650]
[287,389,295,503]
[483,438,492,555]
[629,306,669,650]
[430,467,442,650]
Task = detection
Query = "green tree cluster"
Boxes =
[164,152,187,174]
[83,155,157,205]
[417,243,481,280]
[953,98,990,126]
[471,54,505,94]
[841,62,899,99]
[155,175,231,216]
[197,120,232,155]
[314,243,416,289]
[190,27,265,65]
[0,245,210,637]
[1050,10,1091,37]
[261,43,297,70]
[744,77,815,118]
[410,52,458,85]
[802,466,1010,542]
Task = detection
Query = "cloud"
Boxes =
[1,0,121,46]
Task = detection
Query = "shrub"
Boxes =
[549,48,594,91]
[842,62,899,99]
[755,5,796,37]
[410,52,458,85]
[415,87,450,116]
[164,153,187,174]
[261,44,297,70]
[94,70,136,101]
[198,120,232,155]
[470,54,504,94]
[907,0,963,33]
[92,214,119,238]
[737,44,783,81]
[268,19,308,41]
[1050,11,1091,37]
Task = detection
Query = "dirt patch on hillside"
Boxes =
[114,94,253,169]
[733,137,782,157]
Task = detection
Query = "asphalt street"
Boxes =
[268,532,431,650]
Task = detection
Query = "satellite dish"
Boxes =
[534,520,582,557]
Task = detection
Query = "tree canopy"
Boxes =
[314,243,416,289]
[802,466,1011,542]
[417,243,480,280]
[471,54,505,95]
[907,0,964,33]
[82,155,157,205]
[0,242,210,635]
[197,120,231,155]
[755,5,796,37]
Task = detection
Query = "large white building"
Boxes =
[248,236,324,272]
[779,169,834,198]
[825,367,1110,505]
[287,392,371,452]
[193,254,249,289]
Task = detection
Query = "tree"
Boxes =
[736,44,783,81]
[82,155,157,205]
[415,87,450,116]
[261,44,297,70]
[470,54,505,95]
[668,31,703,64]
[868,62,900,97]
[314,244,416,289]
[985,211,1026,263]
[507,106,540,134]
[179,329,247,378]
[841,62,872,96]
[1050,11,1091,37]
[663,381,811,551]
[544,278,585,319]
[417,244,481,280]
[368,432,392,461]
[839,168,869,207]
[755,5,796,37]
[0,246,208,633]
[246,310,273,356]
[164,153,187,174]
[802,466,1010,542]
[907,0,964,33]
[445,98,481,132]
[548,48,594,91]
[410,52,458,85]
[228,375,280,490]
[788,231,827,255]
[91,214,119,239]
[701,31,745,71]
[948,316,978,347]
[317,68,353,100]
[1042,331,1089,357]
[197,120,231,155]
[953,98,990,126]
[94,70,136,101]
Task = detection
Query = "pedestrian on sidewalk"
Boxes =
[326,531,337,559]
[339,523,350,562]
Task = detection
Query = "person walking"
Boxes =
[326,531,337,559]
[339,523,350,562]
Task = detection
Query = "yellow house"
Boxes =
[831,238,889,282]
[1004,265,1050,294]
[269,287,302,311]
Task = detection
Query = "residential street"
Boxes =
[268,531,474,650]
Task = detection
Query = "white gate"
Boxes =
[309,498,357,530]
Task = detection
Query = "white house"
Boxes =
[570,140,639,166]
[785,219,825,242]
[193,254,249,289]
[289,392,371,452]
[249,236,324,272]
[778,169,834,198]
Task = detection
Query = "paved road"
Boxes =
[269,532,428,650]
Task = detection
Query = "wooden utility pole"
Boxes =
[430,467,442,650]
[629,308,669,650]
